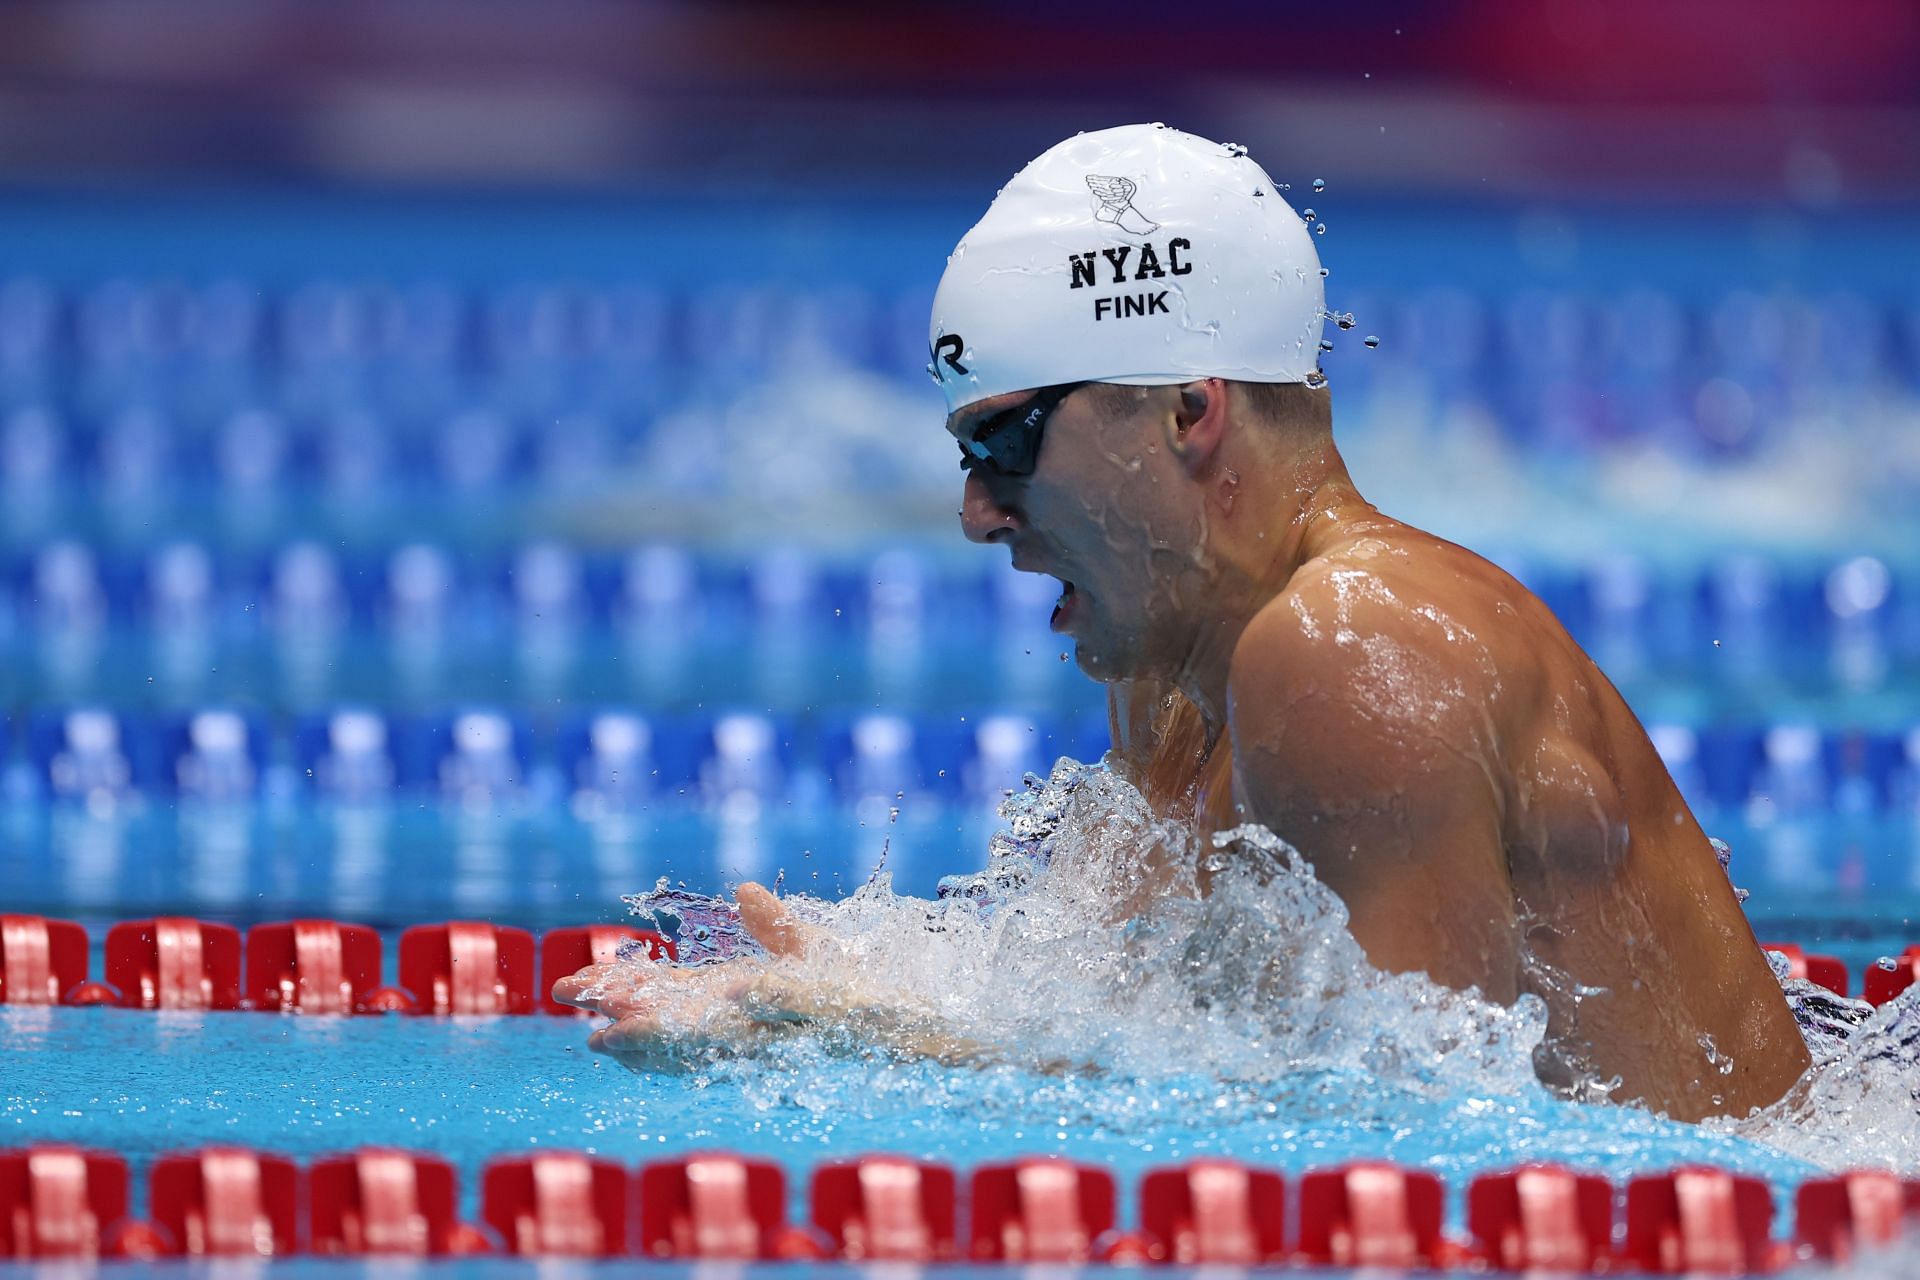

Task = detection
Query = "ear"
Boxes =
[1166,378,1229,476]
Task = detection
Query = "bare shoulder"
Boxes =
[1223,525,1532,983]
[1233,528,1539,708]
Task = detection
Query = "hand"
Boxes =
[550,882,821,1070]
[552,882,992,1071]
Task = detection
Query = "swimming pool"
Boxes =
[5,752,1919,1276]
[5,204,1920,1277]
[3,542,1919,1277]
[4,922,1917,1270]
[0,1001,1892,1263]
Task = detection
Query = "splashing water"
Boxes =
[1713,835,1752,904]
[611,759,1919,1182]
[1711,968,1920,1171]
[631,761,1544,1093]
[622,883,757,965]
[1699,841,1920,1169]
[1678,838,1920,1171]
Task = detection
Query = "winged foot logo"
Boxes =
[1086,174,1160,235]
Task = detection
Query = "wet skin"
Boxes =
[956,379,1809,1121]
[560,377,1809,1121]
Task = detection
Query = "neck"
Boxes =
[1169,436,1368,730]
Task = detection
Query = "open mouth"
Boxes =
[1050,579,1079,630]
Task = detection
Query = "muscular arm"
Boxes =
[1226,581,1523,1003]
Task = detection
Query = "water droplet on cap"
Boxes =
[1312,178,1326,192]
[1301,208,1316,220]
[1304,370,1329,388]
[1364,334,1381,348]
[1313,223,1326,235]
[1319,267,1330,278]
[1318,339,1334,352]
[1336,312,1355,330]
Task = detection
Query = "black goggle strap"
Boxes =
[957,382,1085,475]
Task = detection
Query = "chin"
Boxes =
[1073,648,1116,681]
[1069,629,1145,684]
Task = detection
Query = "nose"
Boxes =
[959,469,1023,544]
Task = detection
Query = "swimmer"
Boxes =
[557,125,1809,1121]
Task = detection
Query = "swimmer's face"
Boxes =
[950,383,1203,682]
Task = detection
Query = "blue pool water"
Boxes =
[0,1004,1830,1219]
[4,759,1917,1248]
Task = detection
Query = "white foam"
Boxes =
[1710,979,1920,1173]
[623,760,1542,1100]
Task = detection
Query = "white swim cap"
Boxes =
[929,123,1326,416]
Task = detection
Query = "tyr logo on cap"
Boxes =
[1086,175,1159,236]
[928,332,967,383]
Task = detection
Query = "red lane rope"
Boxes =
[6,913,1907,1016]
[1,914,676,1016]
[0,1146,1914,1269]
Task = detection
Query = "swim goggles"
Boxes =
[957,381,1090,478]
